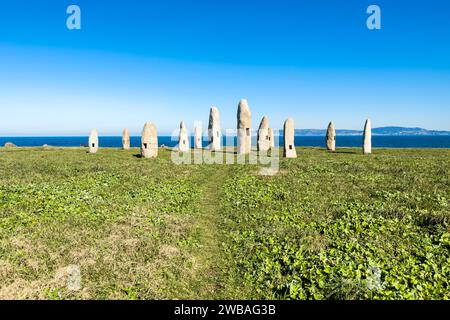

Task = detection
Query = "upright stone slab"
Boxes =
[194,125,202,149]
[208,106,221,151]
[257,116,270,152]
[122,128,130,150]
[363,119,372,155]
[326,121,336,152]
[237,99,252,154]
[268,128,275,149]
[283,118,297,158]
[89,129,99,154]
[178,121,190,152]
[141,122,158,158]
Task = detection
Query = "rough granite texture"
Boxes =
[283,118,297,158]
[326,121,336,152]
[237,99,252,154]
[208,106,221,151]
[178,121,190,152]
[89,129,99,154]
[141,122,158,158]
[363,119,372,155]
[257,116,270,152]
[122,128,130,150]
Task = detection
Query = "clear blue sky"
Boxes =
[0,0,449,135]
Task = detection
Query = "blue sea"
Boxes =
[1,136,449,148]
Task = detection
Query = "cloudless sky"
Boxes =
[0,0,449,135]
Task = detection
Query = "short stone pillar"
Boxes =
[283,118,297,158]
[122,128,130,150]
[326,121,336,152]
[257,116,270,152]
[178,121,190,152]
[268,128,275,149]
[363,119,372,155]
[194,125,202,149]
[89,129,99,154]
[141,122,158,158]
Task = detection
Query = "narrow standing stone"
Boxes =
[268,128,275,149]
[89,129,99,154]
[141,122,158,158]
[283,118,297,158]
[179,121,190,152]
[122,128,130,150]
[237,99,251,154]
[257,116,270,152]
[363,119,372,155]
[208,106,221,151]
[194,125,202,149]
[326,121,336,152]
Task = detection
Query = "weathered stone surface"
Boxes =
[208,106,221,151]
[283,118,297,158]
[237,99,252,154]
[4,142,17,148]
[88,129,99,154]
[178,121,190,152]
[257,116,270,152]
[194,125,202,149]
[141,122,158,158]
[363,119,372,155]
[326,121,336,151]
[122,128,130,150]
[268,128,275,149]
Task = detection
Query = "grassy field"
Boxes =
[0,147,449,299]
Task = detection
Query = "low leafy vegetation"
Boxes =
[0,147,448,299]
[220,148,450,299]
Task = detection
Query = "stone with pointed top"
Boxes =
[326,121,336,152]
[268,128,275,149]
[208,106,221,151]
[194,125,202,149]
[141,122,158,158]
[363,119,372,155]
[122,128,130,150]
[257,116,270,152]
[283,118,297,158]
[178,121,190,152]
[89,129,99,154]
[237,99,252,154]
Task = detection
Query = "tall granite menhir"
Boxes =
[122,128,130,150]
[257,116,270,152]
[178,121,190,152]
[237,99,252,155]
[363,119,372,155]
[89,129,99,154]
[283,118,297,158]
[208,106,221,151]
[141,122,158,158]
[326,121,336,152]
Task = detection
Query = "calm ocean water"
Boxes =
[1,136,449,148]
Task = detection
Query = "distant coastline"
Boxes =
[2,135,450,149]
[296,126,450,136]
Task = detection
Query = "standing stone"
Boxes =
[178,121,190,152]
[122,128,130,150]
[268,128,275,149]
[141,122,158,158]
[194,125,202,149]
[283,118,297,158]
[88,129,99,154]
[257,116,270,152]
[363,119,372,155]
[208,106,221,151]
[326,121,336,152]
[237,99,252,154]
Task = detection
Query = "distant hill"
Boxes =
[295,127,450,136]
